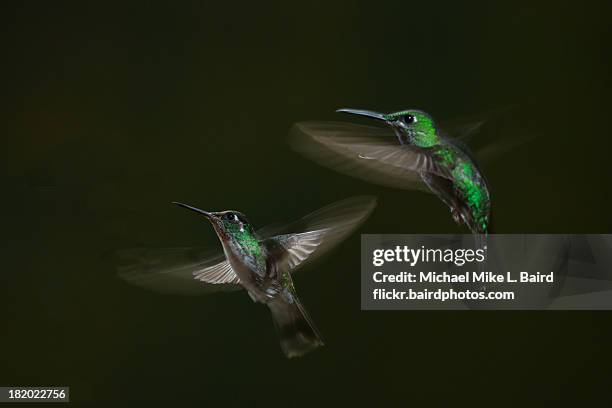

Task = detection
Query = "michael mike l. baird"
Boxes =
[372,271,555,284]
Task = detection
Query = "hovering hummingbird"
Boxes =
[115,196,376,358]
[291,109,496,234]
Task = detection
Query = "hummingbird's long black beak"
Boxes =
[172,202,213,219]
[336,108,387,121]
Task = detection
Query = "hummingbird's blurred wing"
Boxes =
[291,107,533,183]
[439,106,535,162]
[114,247,241,295]
[290,122,451,192]
[262,196,377,273]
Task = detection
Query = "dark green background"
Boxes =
[2,1,611,406]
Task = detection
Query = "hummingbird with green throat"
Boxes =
[291,109,495,234]
[115,196,376,358]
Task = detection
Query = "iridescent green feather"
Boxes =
[385,111,440,147]
[224,220,266,268]
[433,145,490,231]
[386,108,491,232]
[281,271,295,291]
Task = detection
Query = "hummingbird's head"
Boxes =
[172,202,255,241]
[336,108,439,147]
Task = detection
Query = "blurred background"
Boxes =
[1,1,610,406]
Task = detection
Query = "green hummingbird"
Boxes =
[115,196,376,358]
[291,108,494,234]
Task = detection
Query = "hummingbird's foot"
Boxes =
[451,209,462,224]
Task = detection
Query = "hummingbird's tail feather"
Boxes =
[268,295,324,358]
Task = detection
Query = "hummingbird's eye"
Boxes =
[403,115,415,124]
[225,213,237,222]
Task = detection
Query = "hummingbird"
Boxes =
[291,109,493,234]
[115,196,377,358]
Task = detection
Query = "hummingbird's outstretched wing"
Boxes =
[113,196,376,295]
[264,230,329,272]
[261,196,377,274]
[289,122,451,192]
[193,260,241,284]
